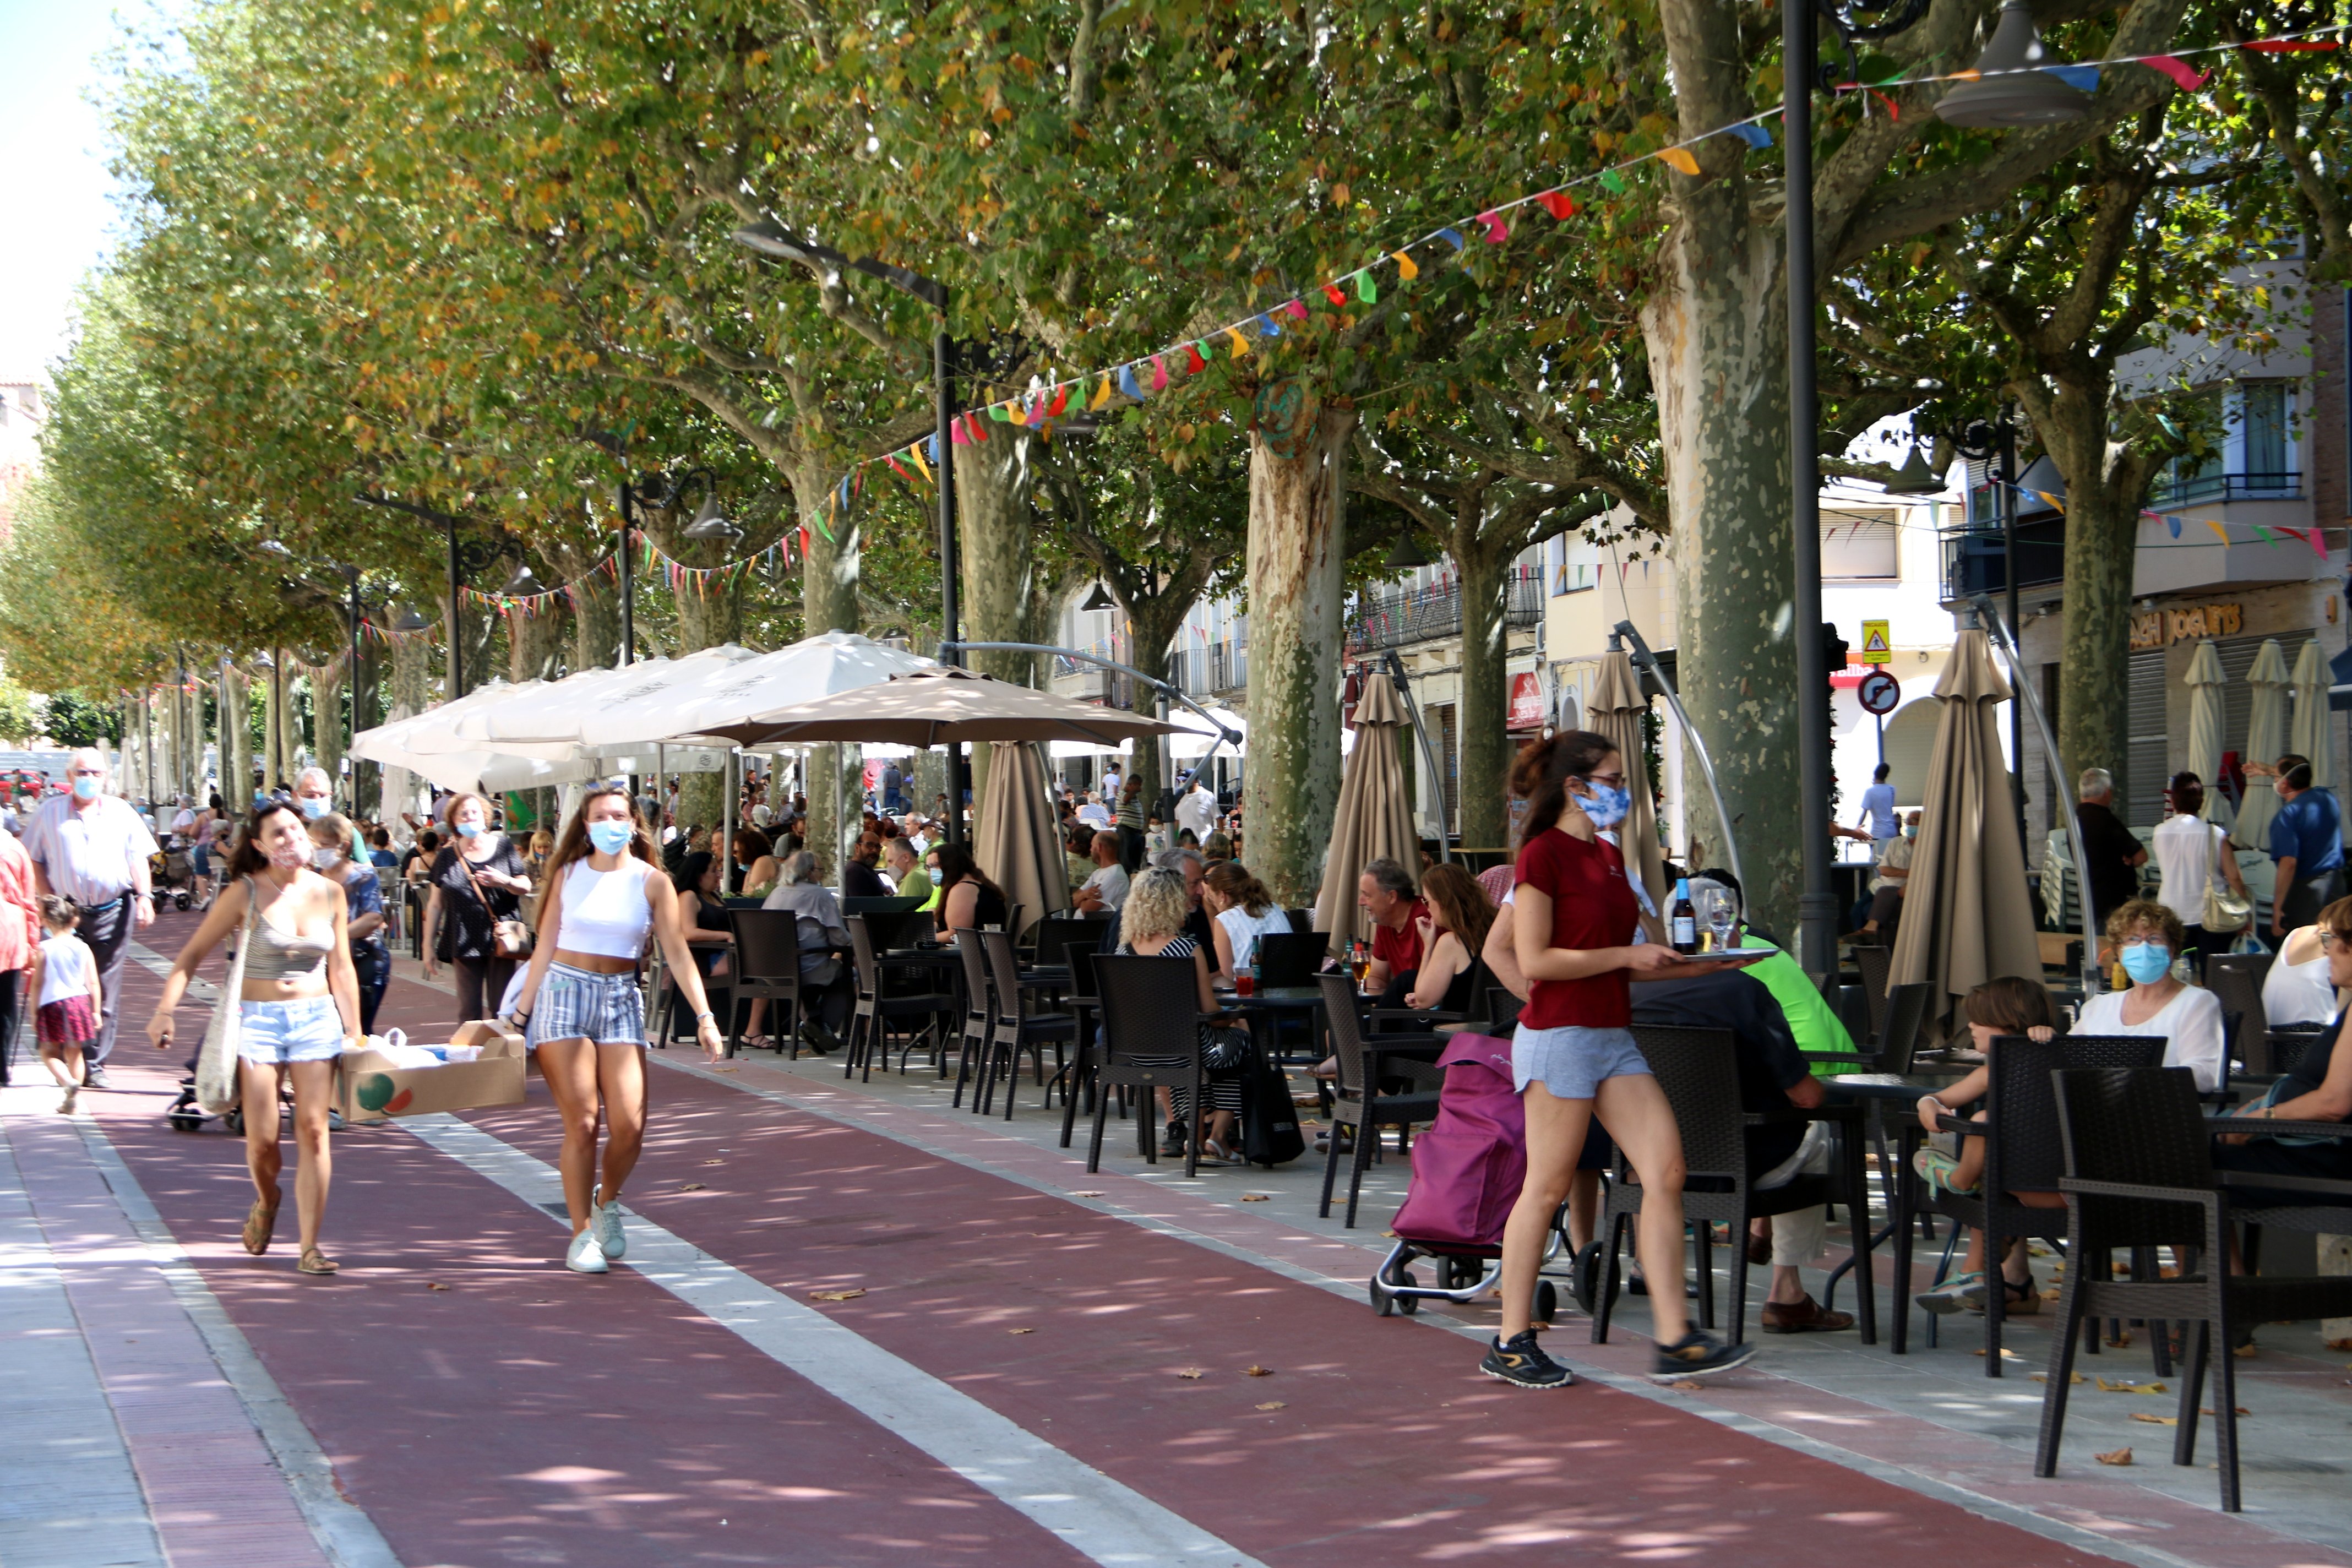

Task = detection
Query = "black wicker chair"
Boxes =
[2038,1066,2352,1511]
[2202,962,2267,1077]
[1591,1025,1876,1347]
[950,929,994,1108]
[724,909,803,1058]
[1255,930,1330,988]
[1088,954,1210,1176]
[977,929,1076,1118]
[1901,1032,2165,1374]
[2203,949,2274,1001]
[842,916,954,1082]
[1057,946,1108,1148]
[1853,944,1894,1039]
[1316,973,1446,1226]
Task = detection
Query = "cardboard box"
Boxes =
[337,1023,527,1125]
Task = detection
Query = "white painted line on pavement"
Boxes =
[402,1111,1265,1568]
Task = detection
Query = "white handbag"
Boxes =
[192,876,255,1116]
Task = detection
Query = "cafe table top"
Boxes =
[1823,1070,1973,1103]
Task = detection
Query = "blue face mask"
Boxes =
[2120,940,2173,985]
[454,819,483,840]
[71,775,101,801]
[1576,780,1631,831]
[587,821,634,856]
[298,796,329,820]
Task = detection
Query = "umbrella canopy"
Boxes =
[2236,639,2291,850]
[457,649,757,748]
[1169,705,1248,760]
[1312,674,1418,946]
[973,741,1068,938]
[2184,641,2236,834]
[579,631,932,750]
[1888,630,2042,1039]
[1589,650,1668,911]
[710,667,1183,749]
[2291,638,2335,789]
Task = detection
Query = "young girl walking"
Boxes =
[30,895,100,1101]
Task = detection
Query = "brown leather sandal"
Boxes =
[296,1248,339,1276]
[243,1196,281,1255]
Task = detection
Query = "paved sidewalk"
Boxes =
[1,902,2345,1567]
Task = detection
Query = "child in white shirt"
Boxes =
[30,895,102,1096]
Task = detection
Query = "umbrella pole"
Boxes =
[1615,623,1745,905]
[723,749,736,897]
[1971,596,2101,994]
[1381,650,1452,863]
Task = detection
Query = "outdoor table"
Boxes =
[1821,1070,1971,1351]
[1217,984,1331,1064]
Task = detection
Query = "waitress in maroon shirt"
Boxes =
[1482,730,1759,1389]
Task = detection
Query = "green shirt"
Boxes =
[1738,935,1860,1072]
[894,868,934,906]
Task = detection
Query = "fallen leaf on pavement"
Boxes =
[1972,1348,2024,1359]
[426,1282,450,1292]
[1072,1191,1104,1197]
[2201,1406,2251,1416]
[2234,1342,2259,1358]
[703,1159,725,1166]
[680,1182,707,1191]
[1240,1194,1270,1201]
[1255,1401,1286,1411]
[1009,1327,1035,1335]
[809,1288,867,1303]
[711,1065,738,1072]
[2097,1378,2168,1394]
[2130,1412,2179,1426]
[1669,1380,1705,1391]
[1244,1365,1273,1377]
[1177,1368,1206,1380]
[2105,1330,2135,1347]
[2094,1448,2133,1466]
[2326,1337,2352,1351]
[2030,1373,2086,1385]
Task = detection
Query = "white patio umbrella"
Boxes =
[1169,705,1246,759]
[2184,641,2236,834]
[2291,638,2335,789]
[579,631,932,749]
[456,651,756,747]
[2236,639,2291,850]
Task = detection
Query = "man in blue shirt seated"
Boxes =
[2266,752,2344,939]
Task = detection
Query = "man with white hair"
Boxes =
[2075,766,2147,922]
[20,748,156,1086]
[292,766,336,821]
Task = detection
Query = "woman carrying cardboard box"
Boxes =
[509,786,727,1275]
[146,801,363,1277]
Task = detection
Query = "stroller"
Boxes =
[1369,1032,1567,1320]
[150,842,197,910]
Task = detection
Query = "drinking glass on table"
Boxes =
[1698,885,1737,952]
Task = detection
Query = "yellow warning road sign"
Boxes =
[1859,619,1892,664]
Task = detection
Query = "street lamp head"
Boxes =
[258,539,295,559]
[1385,532,1434,571]
[680,493,743,541]
[393,605,431,633]
[1079,581,1116,613]
[1935,0,2094,127]
[502,562,546,595]
[1882,444,1945,496]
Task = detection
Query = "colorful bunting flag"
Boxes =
[1723,123,1773,148]
[2206,518,2231,545]
[885,453,912,480]
[1599,168,1626,193]
[1183,342,1207,374]
[1656,146,1700,175]
[1256,312,1281,337]
[1355,269,1377,303]
[2140,54,2207,89]
[1149,355,1169,391]
[1477,209,1509,243]
[1436,226,1466,251]
[1393,249,1420,279]
[1090,375,1113,410]
[2244,37,2338,51]
[1048,384,1070,416]
[910,444,932,482]
[1118,363,1145,401]
[1224,325,1251,356]
[1323,282,1347,306]
[1282,298,1309,322]
[2047,63,2101,91]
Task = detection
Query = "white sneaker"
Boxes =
[565,1229,609,1274]
[590,1188,626,1260]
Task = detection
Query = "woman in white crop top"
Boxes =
[510,786,727,1275]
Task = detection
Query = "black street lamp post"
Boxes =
[352,493,486,699]
[730,220,968,845]
[260,540,371,805]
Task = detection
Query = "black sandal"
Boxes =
[1161,1120,1189,1157]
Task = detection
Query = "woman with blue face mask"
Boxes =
[420,792,533,1027]
[507,786,727,1275]
[1482,729,1765,1391]
[2073,900,2228,1095]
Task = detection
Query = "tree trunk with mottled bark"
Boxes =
[1453,520,1515,852]
[1243,388,1353,907]
[224,667,251,810]
[1641,209,1803,939]
[957,429,1037,816]
[667,530,746,846]
[312,658,345,807]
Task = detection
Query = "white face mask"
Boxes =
[313,847,341,871]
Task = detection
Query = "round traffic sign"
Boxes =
[1857,669,1901,716]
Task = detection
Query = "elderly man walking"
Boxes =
[292,766,336,822]
[21,749,157,1086]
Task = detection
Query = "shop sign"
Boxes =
[2129,602,2242,650]
[1508,672,1547,731]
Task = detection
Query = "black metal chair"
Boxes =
[1058,946,1109,1148]
[724,909,803,1058]
[950,929,994,1107]
[1031,914,1109,972]
[1480,982,1523,1034]
[2038,1066,2352,1512]
[1255,930,1329,988]
[1088,955,1210,1177]
[1853,944,1894,1039]
[977,929,1076,1118]
[2204,949,2274,1000]
[843,916,953,1082]
[1902,1032,2166,1374]
[1591,1025,1876,1347]
[1316,973,1446,1226]
[2265,1027,2329,1081]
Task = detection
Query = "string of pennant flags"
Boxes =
[809,22,2346,516]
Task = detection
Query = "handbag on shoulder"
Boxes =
[2202,824,2251,936]
[193,877,257,1115]
[461,850,533,960]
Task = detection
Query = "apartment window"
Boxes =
[1821,508,1899,580]
[1553,562,1596,594]
[2242,382,2291,485]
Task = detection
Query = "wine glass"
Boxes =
[1700,885,1736,952]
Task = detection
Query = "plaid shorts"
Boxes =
[527,963,646,1048]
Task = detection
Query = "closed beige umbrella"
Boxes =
[1889,629,2043,1039]
[2290,638,2334,789]
[1313,674,1418,948]
[2184,641,2235,834]
[973,741,1066,938]
[1589,650,1667,911]
[2235,638,2290,850]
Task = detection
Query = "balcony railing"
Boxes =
[1346,569,1543,653]
[2152,469,2302,508]
[1939,516,2066,603]
[1171,640,1248,696]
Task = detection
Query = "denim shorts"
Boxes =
[1511,1023,1651,1099]
[527,963,647,1048]
[237,994,346,1064]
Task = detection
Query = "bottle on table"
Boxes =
[1670,877,1699,955]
